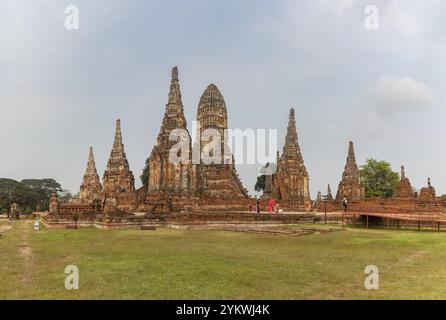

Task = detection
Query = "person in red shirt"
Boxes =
[268,198,276,214]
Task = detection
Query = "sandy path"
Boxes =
[16,221,35,284]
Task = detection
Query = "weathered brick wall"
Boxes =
[315,198,446,214]
[40,211,318,229]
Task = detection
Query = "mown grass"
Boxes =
[1,221,446,299]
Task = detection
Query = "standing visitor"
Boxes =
[256,198,261,214]
[275,201,280,213]
[268,198,276,214]
[342,195,348,213]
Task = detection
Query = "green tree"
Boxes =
[255,175,266,192]
[440,194,446,201]
[255,163,274,192]
[359,158,399,198]
[140,158,150,187]
[21,178,63,210]
[0,178,40,213]
[59,189,74,204]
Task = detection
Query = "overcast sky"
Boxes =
[1,0,445,197]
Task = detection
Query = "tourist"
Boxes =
[342,195,348,213]
[275,201,280,213]
[256,198,261,214]
[268,198,276,214]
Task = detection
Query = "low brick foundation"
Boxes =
[39,211,321,230]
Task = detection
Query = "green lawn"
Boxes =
[1,220,446,299]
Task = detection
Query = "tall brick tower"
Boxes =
[147,66,196,195]
[273,108,310,204]
[196,84,248,199]
[336,141,365,201]
[102,119,135,197]
[79,146,102,203]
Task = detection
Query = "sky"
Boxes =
[1,0,446,197]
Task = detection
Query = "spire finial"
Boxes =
[116,118,121,133]
[88,146,95,162]
[172,66,178,81]
[114,119,122,146]
[348,141,354,154]
[401,165,406,180]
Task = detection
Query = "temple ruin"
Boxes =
[41,66,446,228]
[394,166,414,198]
[419,178,436,200]
[79,147,102,203]
[262,108,310,209]
[147,67,196,197]
[336,141,365,201]
[195,83,248,200]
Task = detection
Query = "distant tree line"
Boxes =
[0,178,72,214]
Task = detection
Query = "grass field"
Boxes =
[1,220,446,299]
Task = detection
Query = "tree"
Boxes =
[21,178,63,210]
[255,175,266,192]
[255,162,274,192]
[440,194,446,201]
[0,178,67,213]
[359,158,399,198]
[140,158,150,187]
[59,189,74,203]
[0,178,40,213]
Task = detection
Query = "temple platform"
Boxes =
[38,211,346,230]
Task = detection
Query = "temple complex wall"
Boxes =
[316,198,446,214]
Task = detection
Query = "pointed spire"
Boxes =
[88,146,94,162]
[347,141,357,167]
[79,146,102,202]
[282,108,304,162]
[336,141,364,201]
[106,119,130,173]
[113,119,123,152]
[103,119,135,195]
[157,67,188,145]
[401,165,406,180]
[172,66,178,81]
[84,146,99,177]
[274,107,310,203]
[343,141,359,174]
[167,66,183,109]
[327,184,333,200]
[285,108,298,149]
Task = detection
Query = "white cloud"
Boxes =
[360,74,438,114]
[383,2,424,37]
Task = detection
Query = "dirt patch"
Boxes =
[179,224,343,236]
[18,245,31,257]
[382,250,427,275]
[0,224,12,235]
[398,250,426,265]
[16,221,35,285]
